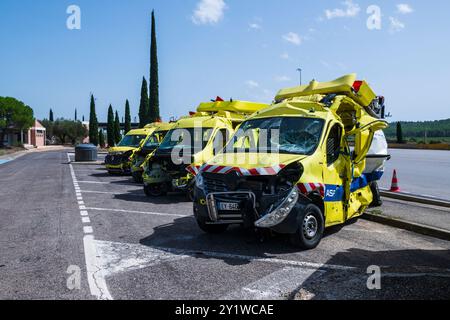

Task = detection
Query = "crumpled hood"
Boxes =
[201,153,306,176]
[108,146,136,154]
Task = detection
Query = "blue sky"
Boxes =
[0,0,449,122]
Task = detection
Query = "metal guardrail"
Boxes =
[380,189,450,208]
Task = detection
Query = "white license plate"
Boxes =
[218,202,240,211]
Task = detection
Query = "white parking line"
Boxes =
[84,236,113,300]
[86,207,191,218]
[82,217,91,224]
[67,153,113,301]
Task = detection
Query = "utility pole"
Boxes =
[296,68,302,85]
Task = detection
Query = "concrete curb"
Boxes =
[70,161,105,165]
[380,190,450,208]
[363,212,450,241]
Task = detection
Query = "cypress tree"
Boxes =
[114,111,121,144]
[75,109,78,121]
[125,100,132,134]
[99,129,105,148]
[149,10,160,123]
[139,77,150,128]
[89,95,99,146]
[49,109,54,122]
[396,122,404,144]
[107,105,115,147]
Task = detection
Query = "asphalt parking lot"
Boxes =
[1,150,450,300]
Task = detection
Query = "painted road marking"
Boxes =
[94,240,190,277]
[222,267,324,300]
[91,239,450,296]
[82,217,91,224]
[86,207,191,218]
[0,159,12,165]
[83,236,113,300]
[83,226,93,234]
[67,153,113,300]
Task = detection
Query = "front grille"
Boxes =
[105,155,126,165]
[205,178,228,193]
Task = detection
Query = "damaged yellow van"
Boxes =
[142,100,269,199]
[193,74,389,249]
[130,122,175,183]
[105,123,160,174]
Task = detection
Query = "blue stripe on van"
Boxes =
[324,171,384,202]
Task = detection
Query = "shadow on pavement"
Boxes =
[140,216,311,265]
[290,248,450,300]
[139,216,450,299]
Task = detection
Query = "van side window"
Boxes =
[327,124,342,165]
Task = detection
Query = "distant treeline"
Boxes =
[384,119,450,138]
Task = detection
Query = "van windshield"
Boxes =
[225,117,324,155]
[144,131,169,149]
[118,135,147,148]
[158,128,214,153]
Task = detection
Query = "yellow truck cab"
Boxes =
[193,74,389,249]
[105,123,159,174]
[142,100,269,199]
[130,122,175,183]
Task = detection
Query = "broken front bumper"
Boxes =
[193,186,306,234]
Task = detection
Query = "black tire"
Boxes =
[132,172,143,183]
[289,204,324,250]
[187,186,195,201]
[144,183,167,197]
[370,182,383,207]
[196,218,229,234]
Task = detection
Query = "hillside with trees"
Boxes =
[384,119,450,142]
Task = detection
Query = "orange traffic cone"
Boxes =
[390,170,401,192]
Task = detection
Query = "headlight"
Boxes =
[195,173,205,190]
[255,187,299,228]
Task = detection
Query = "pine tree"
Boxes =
[89,95,99,146]
[125,100,132,134]
[139,77,150,128]
[99,129,105,148]
[107,105,115,147]
[149,10,160,123]
[114,110,121,144]
[49,109,54,122]
[397,122,404,144]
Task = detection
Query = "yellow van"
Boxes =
[193,74,389,249]
[142,100,269,199]
[105,123,160,174]
[130,122,175,183]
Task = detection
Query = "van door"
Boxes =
[322,122,348,226]
[345,119,388,219]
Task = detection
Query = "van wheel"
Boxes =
[196,218,229,234]
[144,184,167,197]
[289,204,324,250]
[370,182,383,207]
[132,172,143,183]
[187,187,195,201]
